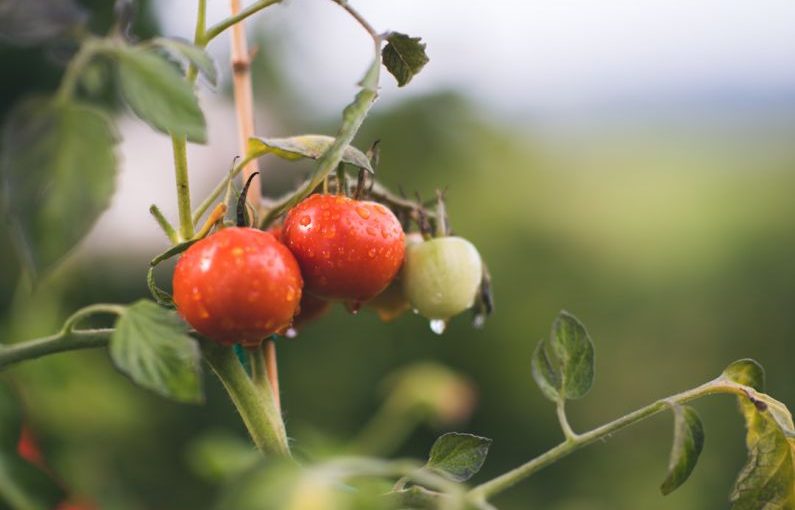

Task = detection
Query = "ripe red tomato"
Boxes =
[173,228,303,345]
[282,194,405,302]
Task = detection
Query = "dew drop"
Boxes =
[367,248,376,258]
[322,227,336,239]
[473,314,486,329]
[366,226,377,236]
[412,308,419,315]
[356,207,371,220]
[285,327,298,339]
[430,319,448,335]
[321,250,331,259]
[346,301,362,314]
[299,216,312,227]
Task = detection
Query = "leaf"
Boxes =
[0,97,117,276]
[151,37,218,86]
[110,300,203,403]
[0,452,65,510]
[723,358,766,392]
[115,47,206,143]
[660,405,705,495]
[247,135,374,173]
[0,0,87,46]
[531,311,595,402]
[382,32,429,87]
[426,432,492,482]
[730,391,795,509]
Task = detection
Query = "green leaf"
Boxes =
[0,452,65,510]
[247,135,374,173]
[730,389,795,509]
[0,382,22,450]
[115,47,206,143]
[531,311,595,402]
[660,404,705,495]
[723,358,766,392]
[382,32,429,87]
[426,432,492,482]
[0,97,117,276]
[150,37,218,86]
[110,300,203,403]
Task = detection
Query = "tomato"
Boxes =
[365,233,423,321]
[282,194,405,302]
[402,236,483,321]
[291,293,332,333]
[173,228,303,345]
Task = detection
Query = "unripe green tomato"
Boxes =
[402,236,483,321]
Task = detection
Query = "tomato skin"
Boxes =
[282,194,405,302]
[402,237,483,320]
[173,228,303,345]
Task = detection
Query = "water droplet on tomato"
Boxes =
[367,248,376,258]
[299,216,311,227]
[430,319,447,335]
[285,327,298,338]
[356,207,371,219]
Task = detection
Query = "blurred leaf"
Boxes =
[150,37,218,86]
[248,135,373,173]
[0,382,22,451]
[531,311,595,402]
[0,97,117,276]
[110,300,203,403]
[186,431,260,483]
[723,358,766,392]
[115,47,206,143]
[0,0,86,46]
[426,432,491,482]
[660,405,704,495]
[382,32,429,87]
[730,389,795,509]
[0,453,65,510]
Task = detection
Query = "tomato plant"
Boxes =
[0,1,793,509]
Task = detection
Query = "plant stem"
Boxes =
[202,342,289,457]
[263,340,281,409]
[204,0,283,44]
[0,330,112,370]
[171,135,194,240]
[55,38,100,103]
[149,205,179,244]
[331,0,379,40]
[467,379,749,503]
[556,400,577,441]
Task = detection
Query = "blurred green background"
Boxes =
[2,1,795,509]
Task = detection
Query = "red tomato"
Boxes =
[173,228,303,346]
[291,293,332,332]
[282,194,405,302]
[17,425,44,468]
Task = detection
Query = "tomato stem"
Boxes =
[203,342,290,457]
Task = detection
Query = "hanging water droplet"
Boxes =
[346,301,362,314]
[472,314,486,329]
[412,308,419,314]
[285,327,298,339]
[430,319,447,335]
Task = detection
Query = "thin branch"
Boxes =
[331,0,379,40]
[467,379,750,503]
[204,0,282,44]
[0,330,112,370]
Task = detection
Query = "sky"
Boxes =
[158,0,795,116]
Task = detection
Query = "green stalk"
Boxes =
[203,0,283,44]
[171,135,194,240]
[467,379,749,503]
[202,342,289,457]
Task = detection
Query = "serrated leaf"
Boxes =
[110,300,203,403]
[150,37,217,86]
[723,358,766,392]
[115,47,206,143]
[730,390,795,509]
[0,0,87,47]
[426,432,492,482]
[531,311,595,402]
[247,135,373,173]
[0,452,66,510]
[660,405,704,495]
[382,32,429,87]
[0,97,117,276]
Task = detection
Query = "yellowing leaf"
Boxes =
[247,135,373,173]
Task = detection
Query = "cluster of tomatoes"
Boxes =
[172,188,487,346]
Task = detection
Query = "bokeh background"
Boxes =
[2,1,795,509]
